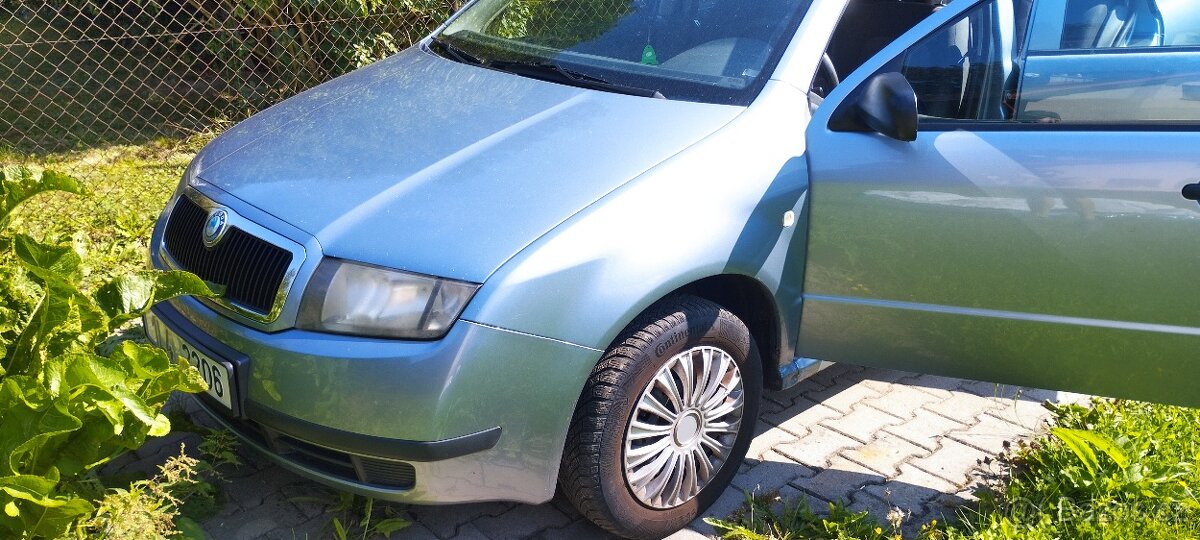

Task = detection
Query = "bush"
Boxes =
[0,164,213,538]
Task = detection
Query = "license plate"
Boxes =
[144,311,235,410]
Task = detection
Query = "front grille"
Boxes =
[358,457,418,488]
[163,196,292,315]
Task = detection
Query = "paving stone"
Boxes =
[860,384,946,419]
[804,380,881,415]
[989,396,1054,429]
[775,484,827,515]
[841,434,927,476]
[857,368,915,394]
[263,514,327,539]
[732,450,815,493]
[897,374,961,398]
[883,409,966,452]
[926,488,978,522]
[791,457,880,503]
[923,391,1003,424]
[448,523,493,540]
[686,486,747,537]
[759,396,788,415]
[763,397,842,438]
[134,431,202,461]
[232,517,277,540]
[947,412,1035,455]
[279,482,338,520]
[957,380,1027,400]
[366,520,441,540]
[665,528,712,540]
[823,405,903,443]
[470,503,572,540]
[776,425,861,468]
[410,502,514,539]
[766,377,829,409]
[807,364,866,389]
[746,420,799,461]
[224,465,310,510]
[861,463,959,516]
[202,491,310,540]
[848,491,897,526]
[535,518,615,540]
[910,439,987,486]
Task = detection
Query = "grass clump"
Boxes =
[955,399,1200,539]
[708,399,1200,540]
[707,491,943,540]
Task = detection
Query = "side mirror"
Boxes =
[830,72,919,142]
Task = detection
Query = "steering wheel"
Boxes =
[819,52,839,87]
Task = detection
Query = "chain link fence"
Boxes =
[1,0,457,237]
[2,0,458,154]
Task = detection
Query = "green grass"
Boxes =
[708,399,1200,540]
[2,132,214,287]
[952,399,1200,540]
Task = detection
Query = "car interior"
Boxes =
[810,0,946,107]
[1060,0,1163,49]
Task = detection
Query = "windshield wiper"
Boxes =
[488,59,666,99]
[427,36,485,66]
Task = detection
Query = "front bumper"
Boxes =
[153,297,600,504]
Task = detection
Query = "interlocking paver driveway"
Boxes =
[123,364,1086,539]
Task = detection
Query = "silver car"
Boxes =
[146,0,1200,537]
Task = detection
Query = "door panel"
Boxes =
[800,0,1200,407]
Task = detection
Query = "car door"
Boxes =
[799,0,1200,407]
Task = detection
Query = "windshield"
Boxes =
[436,0,813,105]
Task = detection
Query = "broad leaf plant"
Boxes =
[0,165,214,538]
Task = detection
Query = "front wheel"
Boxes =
[560,296,762,539]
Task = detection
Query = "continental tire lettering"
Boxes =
[655,330,688,356]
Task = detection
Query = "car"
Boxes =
[144,0,1200,537]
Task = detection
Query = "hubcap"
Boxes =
[623,345,745,509]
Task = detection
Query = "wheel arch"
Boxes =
[674,275,786,391]
[596,274,787,392]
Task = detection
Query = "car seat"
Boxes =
[1061,0,1162,49]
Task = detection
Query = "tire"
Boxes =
[560,295,763,539]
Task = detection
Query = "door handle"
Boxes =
[1183,183,1200,201]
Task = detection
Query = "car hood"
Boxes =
[191,47,743,283]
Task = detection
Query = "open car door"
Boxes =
[799,0,1200,407]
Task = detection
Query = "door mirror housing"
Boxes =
[829,71,919,142]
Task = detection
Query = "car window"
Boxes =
[1020,0,1200,122]
[873,0,1200,125]
[890,0,1015,121]
[812,0,940,99]
[438,0,813,105]
[1028,0,1200,50]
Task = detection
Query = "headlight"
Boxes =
[297,259,479,339]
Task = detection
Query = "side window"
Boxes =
[866,0,1200,125]
[897,0,1013,121]
[813,0,939,99]
[1018,0,1200,123]
[1029,1,1200,50]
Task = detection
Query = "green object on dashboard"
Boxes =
[641,44,658,65]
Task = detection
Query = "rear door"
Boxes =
[799,0,1200,407]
